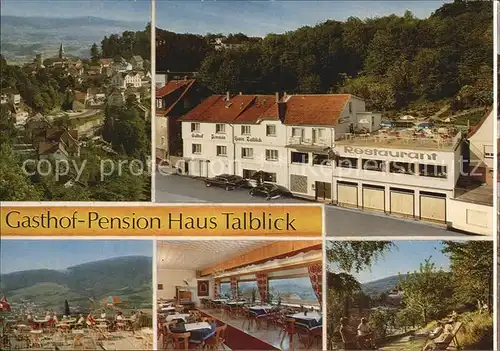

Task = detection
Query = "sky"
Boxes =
[328,241,452,284]
[1,240,153,274]
[0,0,151,22]
[1,1,446,36]
[154,1,447,36]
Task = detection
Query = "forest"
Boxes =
[156,1,492,112]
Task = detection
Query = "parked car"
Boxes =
[204,174,247,191]
[249,183,284,200]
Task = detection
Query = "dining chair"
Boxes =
[280,318,296,350]
[171,332,191,350]
[204,323,227,350]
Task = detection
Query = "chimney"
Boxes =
[284,92,287,100]
[278,100,287,123]
[184,75,188,80]
[239,92,243,95]
[275,92,280,103]
[226,91,230,101]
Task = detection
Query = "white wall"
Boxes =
[468,110,494,169]
[333,144,458,191]
[157,269,215,307]
[447,199,493,236]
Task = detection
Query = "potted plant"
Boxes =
[277,292,282,306]
[251,289,256,304]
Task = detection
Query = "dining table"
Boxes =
[288,312,322,330]
[249,305,273,316]
[165,313,191,322]
[170,322,216,345]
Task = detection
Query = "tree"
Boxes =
[441,241,493,310]
[64,299,70,316]
[0,144,42,201]
[327,241,394,273]
[90,43,100,62]
[398,258,452,325]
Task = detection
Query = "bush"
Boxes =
[457,312,493,350]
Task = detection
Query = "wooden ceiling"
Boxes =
[199,240,321,277]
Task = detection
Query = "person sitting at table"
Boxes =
[27,313,33,322]
[76,314,85,327]
[357,318,375,349]
[115,311,125,330]
[53,313,59,324]
[422,323,454,351]
[86,313,96,327]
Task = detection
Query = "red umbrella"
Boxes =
[0,296,11,312]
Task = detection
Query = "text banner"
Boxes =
[1,205,322,236]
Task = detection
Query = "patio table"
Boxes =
[171,322,216,344]
[166,313,190,322]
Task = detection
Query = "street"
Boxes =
[155,172,472,237]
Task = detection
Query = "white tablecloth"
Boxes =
[184,322,212,331]
[166,314,190,322]
[290,312,322,322]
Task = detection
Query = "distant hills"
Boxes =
[0,256,152,312]
[361,275,406,296]
[0,15,145,62]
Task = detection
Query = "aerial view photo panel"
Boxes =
[0,0,152,201]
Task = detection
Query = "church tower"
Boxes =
[58,43,64,59]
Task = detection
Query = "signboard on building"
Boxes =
[234,136,262,143]
[343,146,438,161]
[192,133,203,138]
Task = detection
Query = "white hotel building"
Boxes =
[180,93,492,229]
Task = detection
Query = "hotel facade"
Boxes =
[179,93,492,230]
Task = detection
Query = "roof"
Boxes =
[28,112,49,123]
[156,79,195,98]
[156,79,197,116]
[38,141,68,156]
[281,94,350,126]
[467,107,492,138]
[180,93,352,126]
[100,58,113,66]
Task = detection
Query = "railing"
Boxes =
[336,131,462,149]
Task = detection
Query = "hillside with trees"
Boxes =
[156,1,491,114]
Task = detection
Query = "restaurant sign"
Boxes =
[234,136,262,142]
[344,146,438,161]
[192,133,203,138]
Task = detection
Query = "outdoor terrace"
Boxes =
[335,127,463,151]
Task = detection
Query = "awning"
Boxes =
[285,144,331,154]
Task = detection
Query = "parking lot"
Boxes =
[155,172,472,237]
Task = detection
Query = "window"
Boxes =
[292,127,305,139]
[266,149,279,161]
[313,153,331,166]
[362,159,385,172]
[220,282,231,298]
[389,162,416,175]
[157,284,163,290]
[312,128,325,143]
[268,277,318,306]
[238,281,258,300]
[156,99,163,109]
[338,157,358,169]
[241,147,253,159]
[192,144,201,154]
[216,124,225,134]
[484,145,493,158]
[266,125,276,136]
[371,116,375,127]
[291,152,309,164]
[419,164,447,179]
[241,125,251,135]
[349,101,352,113]
[216,145,227,156]
[191,123,200,132]
[161,136,165,146]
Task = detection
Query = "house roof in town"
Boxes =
[156,79,197,116]
[38,141,68,156]
[180,93,351,126]
[467,107,492,139]
[100,58,113,66]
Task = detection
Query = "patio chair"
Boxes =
[204,323,227,350]
[171,332,191,350]
[434,322,463,350]
[161,322,175,350]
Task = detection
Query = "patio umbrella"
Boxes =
[104,296,121,307]
[0,296,11,312]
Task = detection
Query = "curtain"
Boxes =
[256,273,268,303]
[230,277,238,299]
[308,263,322,303]
[214,279,220,298]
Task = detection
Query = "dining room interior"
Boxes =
[156,240,323,350]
